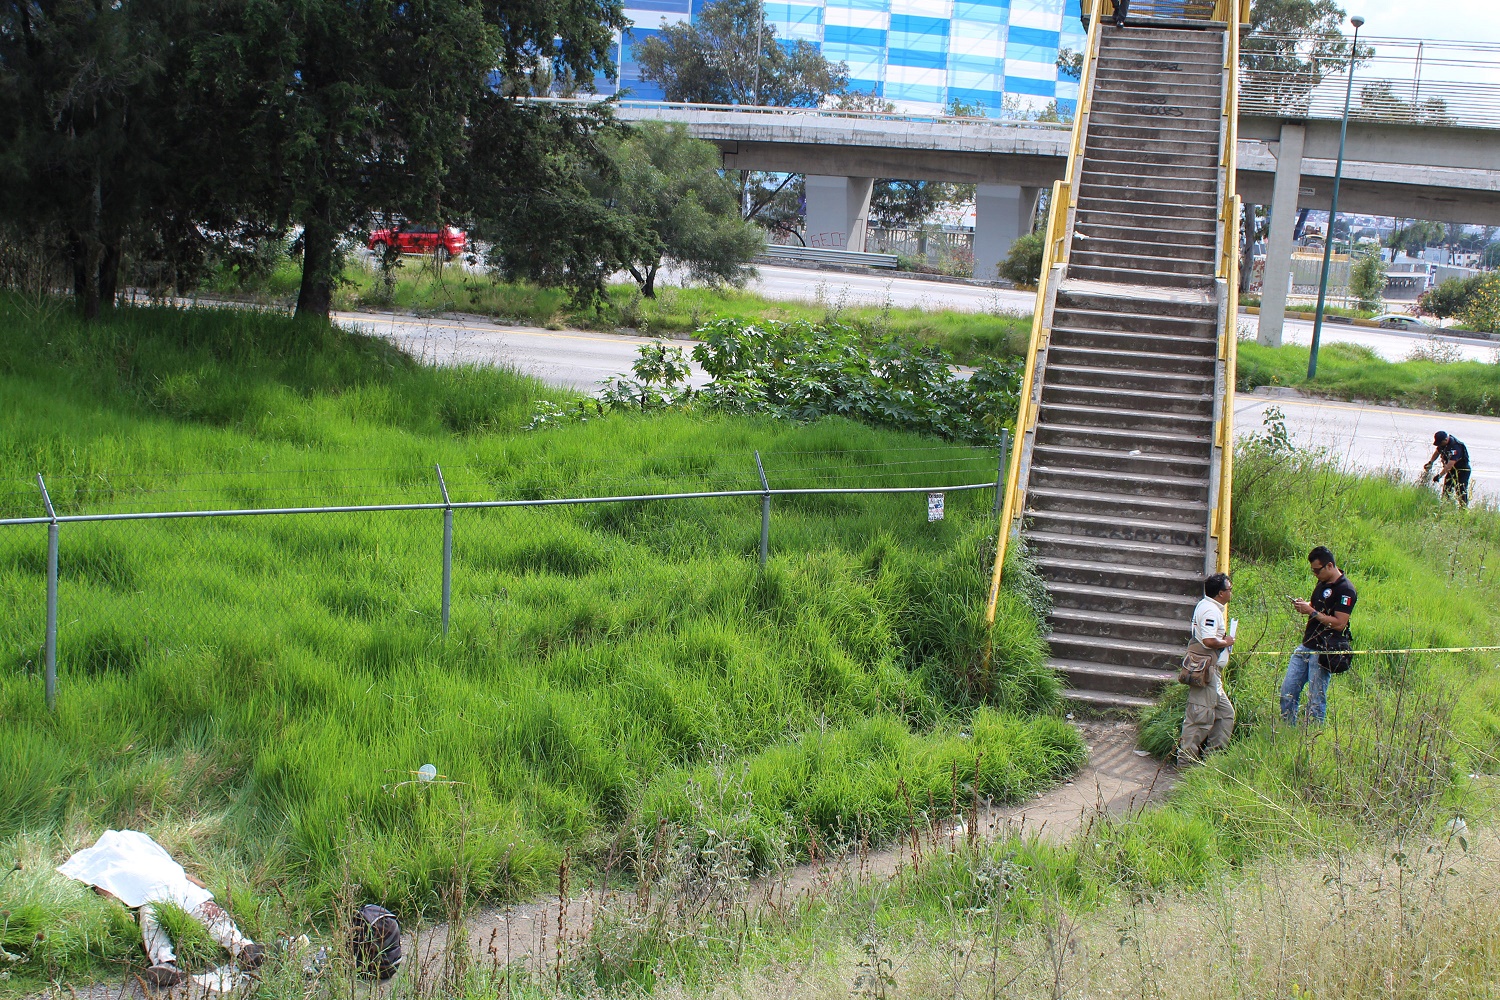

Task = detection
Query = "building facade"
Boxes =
[607,0,1086,119]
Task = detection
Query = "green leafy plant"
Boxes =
[1348,250,1387,312]
[997,232,1044,286]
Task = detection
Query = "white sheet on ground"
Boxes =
[56,829,214,911]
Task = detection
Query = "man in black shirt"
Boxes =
[1423,431,1472,508]
[1279,545,1357,724]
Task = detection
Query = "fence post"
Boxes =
[754,450,770,567]
[992,429,1010,519]
[436,464,452,638]
[37,474,58,712]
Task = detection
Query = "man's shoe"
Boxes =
[142,964,187,988]
[237,943,267,970]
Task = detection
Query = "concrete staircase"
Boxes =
[1021,22,1230,711]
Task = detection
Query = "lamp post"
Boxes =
[1307,14,1364,379]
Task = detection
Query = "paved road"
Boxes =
[742,263,1037,315]
[741,266,1497,362]
[335,309,706,392]
[1236,390,1499,504]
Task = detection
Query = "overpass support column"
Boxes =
[804,176,874,250]
[1258,122,1306,347]
[974,184,1041,283]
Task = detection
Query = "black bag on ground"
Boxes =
[351,904,403,979]
[1317,628,1355,675]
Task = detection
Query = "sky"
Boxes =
[1345,1,1497,50]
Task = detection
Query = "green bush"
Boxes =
[1348,250,1387,312]
[1458,271,1500,333]
[997,232,1044,286]
[1417,274,1483,319]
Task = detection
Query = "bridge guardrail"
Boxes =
[756,244,898,269]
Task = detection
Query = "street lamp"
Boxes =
[1307,14,1365,379]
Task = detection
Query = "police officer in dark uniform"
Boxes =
[1280,546,1357,724]
[1423,431,1472,508]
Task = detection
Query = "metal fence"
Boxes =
[1,439,1009,711]
[1240,34,1500,130]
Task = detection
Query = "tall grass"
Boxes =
[0,297,1069,985]
[1238,337,1500,415]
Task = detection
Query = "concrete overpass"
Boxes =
[582,100,1500,344]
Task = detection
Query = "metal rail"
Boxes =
[522,96,1072,131]
[0,481,1000,528]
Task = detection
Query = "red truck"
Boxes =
[367,223,467,259]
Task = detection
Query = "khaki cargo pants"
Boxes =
[1178,671,1234,767]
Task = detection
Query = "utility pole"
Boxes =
[1308,14,1364,379]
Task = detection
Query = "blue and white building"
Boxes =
[607,0,1086,119]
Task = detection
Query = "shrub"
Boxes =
[1348,250,1387,312]
[1416,275,1483,319]
[1458,271,1500,333]
[997,232,1044,286]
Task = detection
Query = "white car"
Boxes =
[1369,313,1434,331]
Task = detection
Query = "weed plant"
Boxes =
[0,297,1069,988]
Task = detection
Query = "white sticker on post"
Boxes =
[927,493,945,522]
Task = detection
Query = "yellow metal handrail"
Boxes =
[1208,0,1246,573]
[984,0,1105,624]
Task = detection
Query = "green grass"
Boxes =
[0,297,1069,986]
[522,447,1500,996]
[1238,338,1500,415]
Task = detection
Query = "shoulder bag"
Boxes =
[1179,640,1215,688]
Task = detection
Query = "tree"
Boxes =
[598,121,763,296]
[869,181,973,229]
[463,101,656,309]
[1242,0,1368,116]
[635,0,846,107]
[1386,220,1446,256]
[0,0,197,317]
[1348,249,1386,311]
[1357,80,1455,126]
[1417,275,1483,320]
[190,0,626,321]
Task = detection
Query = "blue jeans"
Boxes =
[1280,645,1330,723]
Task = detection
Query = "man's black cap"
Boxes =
[1434,431,1449,444]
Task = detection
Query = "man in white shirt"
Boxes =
[57,830,264,986]
[1179,573,1236,767]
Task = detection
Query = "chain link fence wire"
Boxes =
[2,440,1009,710]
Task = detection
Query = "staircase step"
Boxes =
[1078,169,1217,196]
[1094,68,1224,90]
[1046,632,1189,671]
[1067,263,1217,290]
[1076,184,1219,210]
[1048,580,1198,620]
[1027,484,1208,522]
[1053,286,1218,321]
[1052,606,1192,647]
[1028,530,1206,572]
[1059,685,1159,712]
[1084,120,1221,143]
[1089,107,1221,129]
[1026,508,1208,547]
[1040,401,1212,436]
[1051,304,1217,336]
[1083,155,1221,181]
[1044,359,1218,389]
[1029,463,1208,501]
[1075,204,1219,233]
[1073,220,1222,248]
[1032,442,1210,479]
[1034,423,1213,459]
[1071,240,1217,266]
[1050,328,1216,359]
[1044,380,1218,416]
[1033,553,1203,596]
[1053,659,1178,698]
[1086,134,1222,158]
[1071,248,1217,276]
[1047,342,1215,376]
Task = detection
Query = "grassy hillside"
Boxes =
[0,298,1076,983]
[1238,338,1500,416]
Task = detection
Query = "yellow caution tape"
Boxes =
[1241,646,1500,657]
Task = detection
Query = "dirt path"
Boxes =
[402,721,1174,979]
